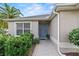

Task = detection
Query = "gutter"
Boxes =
[55,3,79,12]
[53,10,65,56]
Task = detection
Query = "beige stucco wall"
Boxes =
[31,21,39,38]
[8,22,15,35]
[59,10,79,42]
[49,15,58,45]
[8,21,39,38]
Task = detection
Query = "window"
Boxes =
[16,23,30,35]
[24,23,30,33]
[16,23,23,35]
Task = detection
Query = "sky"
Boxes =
[0,3,56,17]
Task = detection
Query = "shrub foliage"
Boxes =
[68,28,79,46]
[32,38,40,44]
[0,32,33,56]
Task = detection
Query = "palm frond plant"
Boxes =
[0,3,23,29]
[0,3,23,19]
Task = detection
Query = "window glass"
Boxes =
[16,23,23,35]
[24,30,30,33]
[17,23,23,30]
[17,30,22,35]
[24,23,30,30]
[24,23,30,33]
[16,23,30,35]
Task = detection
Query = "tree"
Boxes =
[0,20,8,29]
[0,3,23,19]
[0,3,23,28]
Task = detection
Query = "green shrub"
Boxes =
[0,34,6,56]
[68,28,79,46]
[33,38,40,44]
[0,32,33,56]
[20,33,33,48]
[46,34,50,39]
[0,29,6,34]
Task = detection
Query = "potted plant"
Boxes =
[46,34,50,39]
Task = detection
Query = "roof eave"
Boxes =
[55,3,79,12]
[4,18,50,22]
[49,3,79,20]
[3,14,51,22]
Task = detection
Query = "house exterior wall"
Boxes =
[49,15,58,45]
[59,10,79,42]
[31,21,39,38]
[8,22,15,36]
[8,21,39,38]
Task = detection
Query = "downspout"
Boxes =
[53,10,65,56]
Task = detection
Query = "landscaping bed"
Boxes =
[63,52,79,56]
[64,28,79,56]
[25,40,39,56]
[29,38,40,56]
[28,44,36,56]
[0,32,33,56]
[0,31,40,56]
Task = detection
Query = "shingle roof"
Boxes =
[4,14,51,22]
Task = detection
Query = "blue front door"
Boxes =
[39,24,48,39]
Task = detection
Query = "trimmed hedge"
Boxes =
[32,38,40,44]
[0,33,33,56]
[0,34,6,56]
[68,28,79,46]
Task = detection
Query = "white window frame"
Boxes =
[15,22,31,35]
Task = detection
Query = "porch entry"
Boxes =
[39,23,49,40]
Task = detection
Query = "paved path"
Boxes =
[32,40,59,56]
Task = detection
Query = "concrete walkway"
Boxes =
[32,40,59,56]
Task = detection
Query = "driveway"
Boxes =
[32,40,59,56]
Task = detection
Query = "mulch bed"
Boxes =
[28,44,36,56]
[63,52,79,56]
[31,44,36,55]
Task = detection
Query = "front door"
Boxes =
[39,24,48,40]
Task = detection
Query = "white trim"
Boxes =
[30,22,32,33]
[14,22,16,36]
[23,23,24,34]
